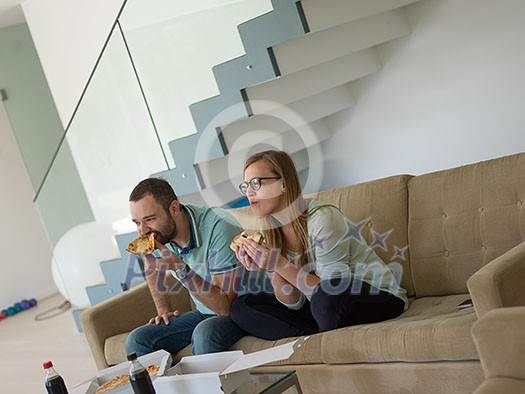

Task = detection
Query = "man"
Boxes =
[125,177,259,356]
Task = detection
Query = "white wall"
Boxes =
[0,104,55,307]
[21,0,125,128]
[321,0,525,189]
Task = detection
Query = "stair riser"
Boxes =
[178,148,314,208]
[222,84,355,151]
[246,48,381,113]
[302,0,419,32]
[274,8,410,75]
[196,119,331,189]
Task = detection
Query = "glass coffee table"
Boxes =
[251,371,303,394]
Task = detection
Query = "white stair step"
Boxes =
[222,84,355,152]
[273,9,410,75]
[196,119,332,189]
[301,0,420,32]
[246,48,380,114]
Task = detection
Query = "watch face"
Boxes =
[175,266,188,280]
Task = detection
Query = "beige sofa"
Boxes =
[471,306,525,394]
[81,152,525,393]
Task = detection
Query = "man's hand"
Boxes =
[144,241,186,273]
[147,310,181,325]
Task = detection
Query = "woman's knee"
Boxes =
[230,294,251,323]
[310,279,350,331]
[311,280,343,312]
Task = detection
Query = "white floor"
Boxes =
[0,293,98,393]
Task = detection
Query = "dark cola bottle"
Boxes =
[127,352,156,394]
[43,361,69,394]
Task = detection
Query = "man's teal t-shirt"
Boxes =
[162,205,271,315]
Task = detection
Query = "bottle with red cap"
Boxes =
[43,361,69,394]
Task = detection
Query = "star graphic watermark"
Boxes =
[369,229,393,251]
[342,217,369,243]
[311,232,329,251]
[392,245,409,261]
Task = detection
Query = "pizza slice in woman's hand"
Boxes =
[230,231,265,251]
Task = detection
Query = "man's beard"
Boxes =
[155,215,177,245]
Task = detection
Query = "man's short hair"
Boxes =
[129,178,178,212]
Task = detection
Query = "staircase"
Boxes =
[155,0,418,203]
[77,0,421,329]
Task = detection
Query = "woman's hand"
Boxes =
[241,238,281,272]
[233,244,260,271]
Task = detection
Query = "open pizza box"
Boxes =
[154,337,307,394]
[72,337,306,394]
[70,349,172,394]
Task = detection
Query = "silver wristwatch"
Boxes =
[174,264,190,281]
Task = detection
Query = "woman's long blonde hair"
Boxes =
[244,150,325,267]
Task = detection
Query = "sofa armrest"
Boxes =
[471,306,525,381]
[81,282,156,369]
[467,241,525,319]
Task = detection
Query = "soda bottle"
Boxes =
[43,361,69,394]
[127,352,156,394]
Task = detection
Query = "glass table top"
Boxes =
[252,371,301,394]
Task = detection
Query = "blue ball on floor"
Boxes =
[1,297,38,319]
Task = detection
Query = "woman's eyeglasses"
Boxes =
[238,177,281,195]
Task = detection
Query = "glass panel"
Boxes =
[36,27,169,242]
[0,23,64,194]
[26,0,292,310]
[118,0,273,167]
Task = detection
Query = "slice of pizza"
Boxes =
[126,233,156,255]
[230,231,265,251]
[94,365,160,393]
[147,365,160,375]
[94,374,129,393]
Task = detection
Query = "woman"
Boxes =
[230,150,407,340]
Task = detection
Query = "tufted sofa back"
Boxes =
[408,153,525,297]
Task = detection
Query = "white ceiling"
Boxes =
[0,0,257,30]
[0,0,25,28]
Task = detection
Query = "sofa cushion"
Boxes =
[105,332,321,367]
[105,333,128,366]
[320,294,479,364]
[105,333,193,366]
[231,331,324,365]
[408,153,525,297]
